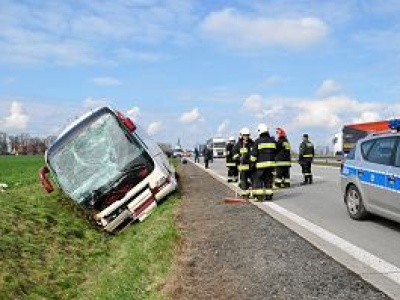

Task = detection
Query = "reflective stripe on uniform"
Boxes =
[250,156,257,162]
[240,189,250,196]
[233,154,239,159]
[283,178,291,183]
[275,161,292,167]
[252,189,273,196]
[274,178,283,183]
[258,143,276,150]
[226,162,236,167]
[303,154,313,158]
[240,148,248,154]
[283,142,291,150]
[303,173,312,175]
[256,161,276,168]
[238,165,250,171]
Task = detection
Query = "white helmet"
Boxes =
[240,127,250,136]
[257,123,269,134]
[228,136,235,142]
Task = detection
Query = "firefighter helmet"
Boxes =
[228,136,235,142]
[257,123,269,134]
[240,127,250,136]
[276,127,286,138]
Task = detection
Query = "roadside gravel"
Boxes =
[165,162,390,299]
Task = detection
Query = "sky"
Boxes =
[1,0,400,149]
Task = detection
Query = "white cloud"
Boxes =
[242,94,279,120]
[179,108,201,123]
[147,121,162,135]
[126,106,140,121]
[316,79,342,98]
[92,77,121,86]
[291,96,382,130]
[217,120,229,135]
[240,93,386,145]
[82,97,111,110]
[352,111,381,124]
[200,8,328,49]
[2,101,29,130]
[0,1,196,66]
[114,48,166,63]
[243,94,263,114]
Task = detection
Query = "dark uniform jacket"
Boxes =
[299,140,315,163]
[233,138,254,171]
[204,148,213,161]
[275,137,291,167]
[250,133,277,169]
[226,142,236,166]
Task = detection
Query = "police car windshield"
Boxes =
[48,112,148,203]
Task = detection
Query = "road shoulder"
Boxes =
[164,162,390,299]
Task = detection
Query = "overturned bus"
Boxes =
[39,106,178,233]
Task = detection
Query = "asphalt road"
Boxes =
[167,162,389,299]
[194,158,400,299]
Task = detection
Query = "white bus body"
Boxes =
[39,107,178,233]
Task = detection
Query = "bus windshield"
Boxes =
[48,111,151,203]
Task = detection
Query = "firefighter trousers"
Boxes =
[301,161,313,183]
[275,166,290,187]
[239,170,252,193]
[227,165,239,181]
[252,168,274,199]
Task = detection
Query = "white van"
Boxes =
[39,106,178,233]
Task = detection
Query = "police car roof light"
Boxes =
[388,119,400,131]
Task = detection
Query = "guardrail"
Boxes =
[291,156,344,166]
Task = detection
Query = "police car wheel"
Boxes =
[346,185,368,220]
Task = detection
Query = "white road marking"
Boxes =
[261,202,400,284]
[189,160,400,290]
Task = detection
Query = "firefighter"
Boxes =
[275,127,291,188]
[204,144,213,169]
[250,124,276,201]
[226,136,238,182]
[233,128,253,195]
[299,133,315,184]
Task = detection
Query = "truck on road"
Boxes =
[206,137,226,158]
[333,120,389,155]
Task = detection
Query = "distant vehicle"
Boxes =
[206,137,226,158]
[341,119,400,223]
[183,149,193,157]
[333,120,389,155]
[39,107,178,233]
[172,147,184,158]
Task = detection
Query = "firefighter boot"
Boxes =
[265,194,273,201]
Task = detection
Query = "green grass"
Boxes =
[0,155,181,300]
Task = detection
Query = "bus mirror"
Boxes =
[39,166,54,193]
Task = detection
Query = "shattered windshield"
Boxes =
[48,112,147,203]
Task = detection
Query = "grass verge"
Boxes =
[0,155,181,300]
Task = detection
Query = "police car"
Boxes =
[341,120,400,223]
